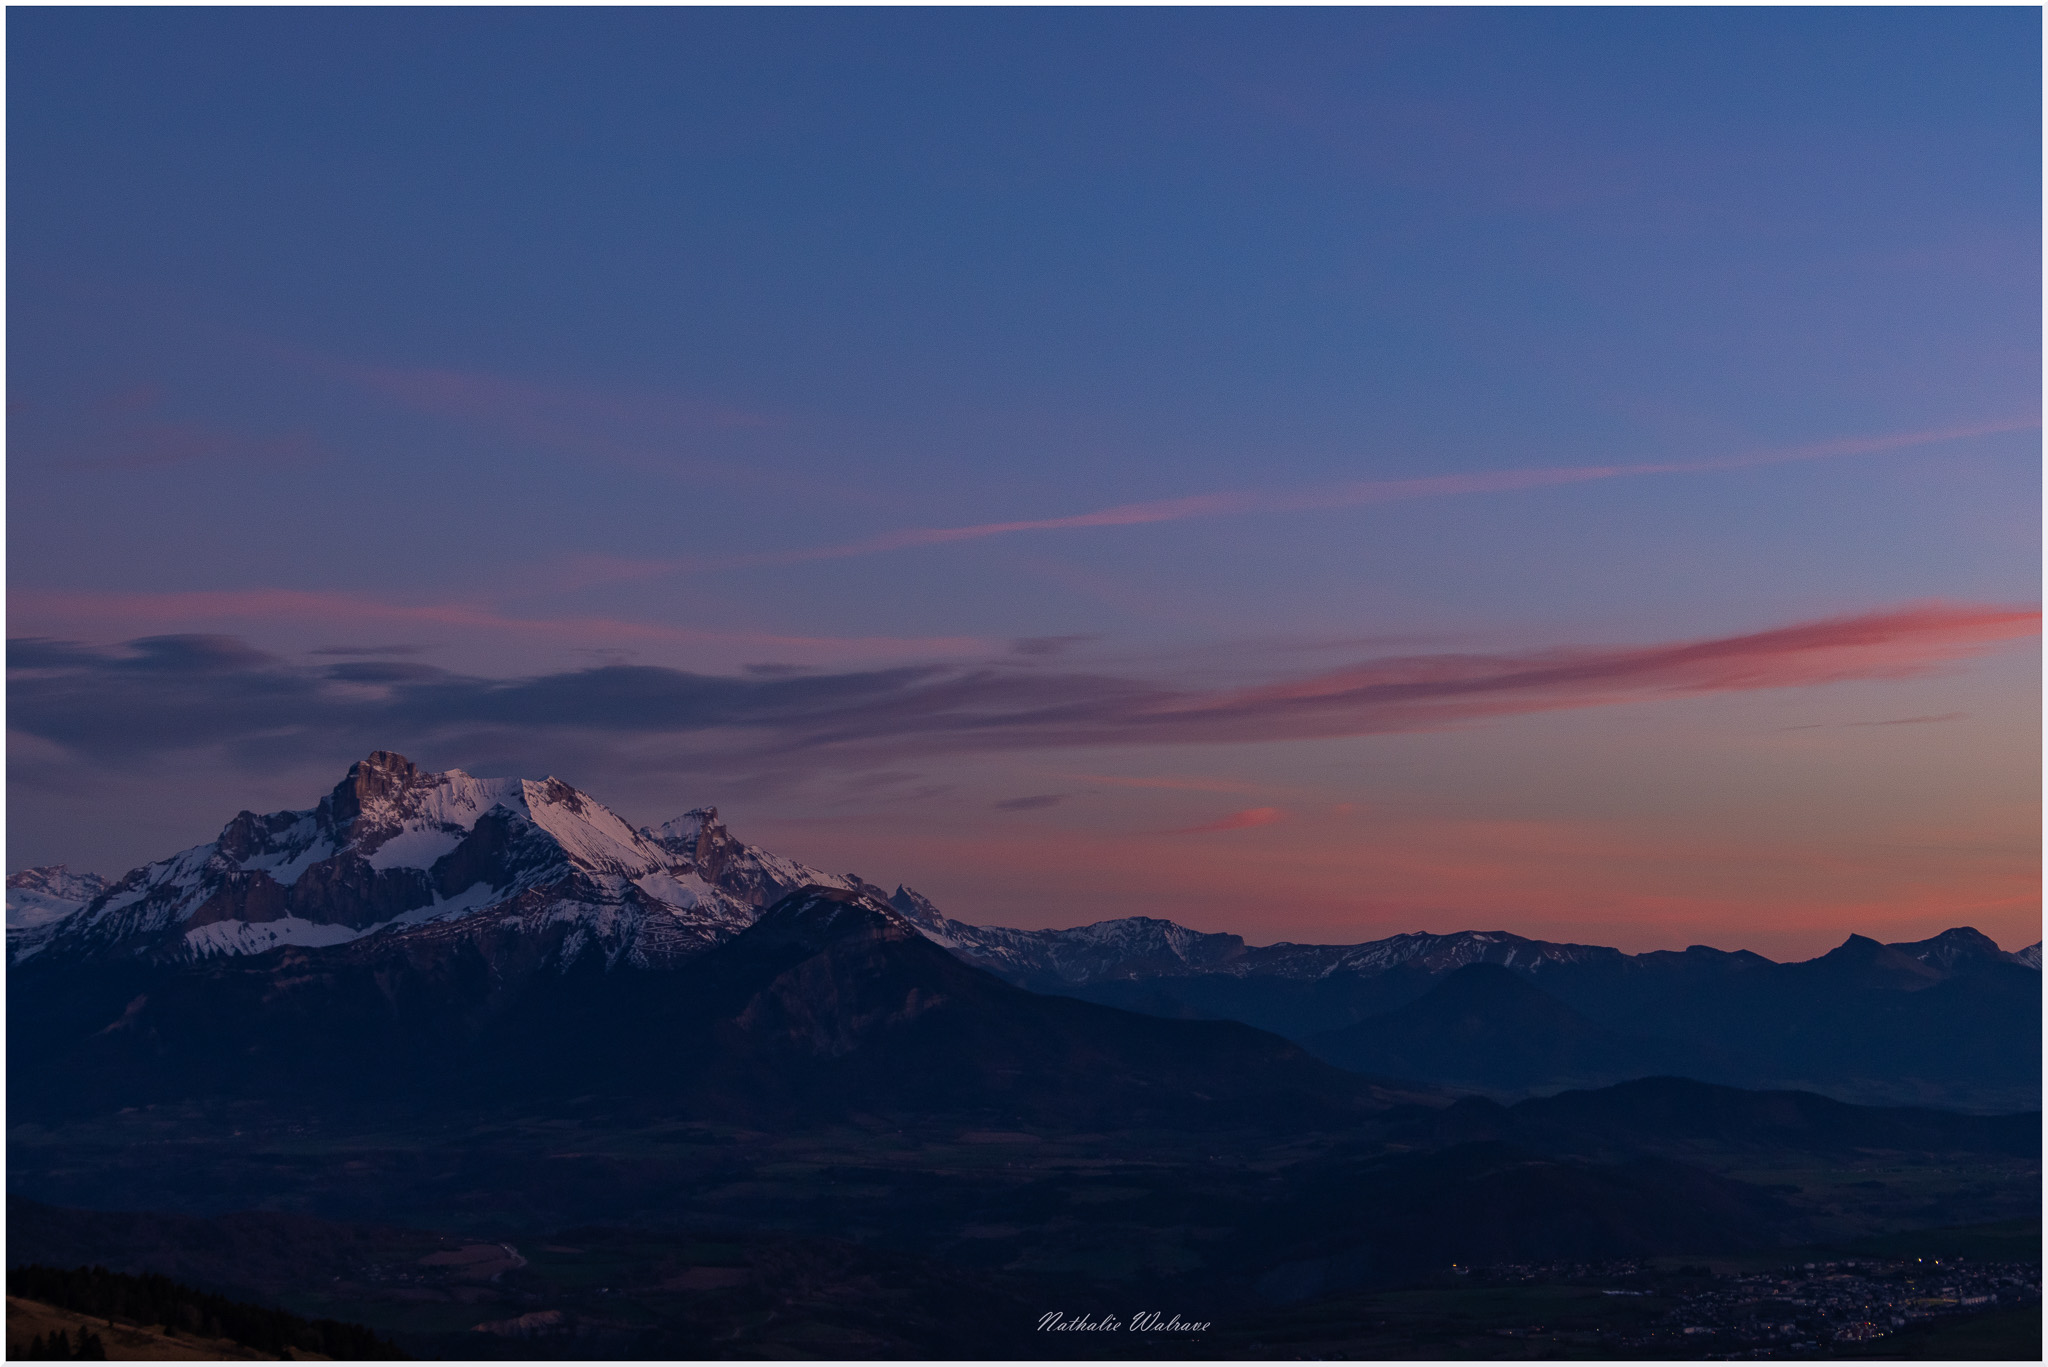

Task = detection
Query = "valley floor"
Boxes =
[7,1097,2040,1360]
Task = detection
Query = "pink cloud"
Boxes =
[10,599,2034,792]
[1057,772,1265,794]
[1170,806,1288,834]
[1129,603,2040,745]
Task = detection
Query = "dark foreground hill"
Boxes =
[8,1264,402,1360]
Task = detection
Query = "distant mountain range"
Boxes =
[9,752,2040,1111]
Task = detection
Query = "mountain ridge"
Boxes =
[11,752,2038,1110]
[16,753,2032,981]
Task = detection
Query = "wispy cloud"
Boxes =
[993,794,1066,812]
[591,416,2037,576]
[1010,635,1098,658]
[308,644,433,658]
[10,602,2032,771]
[1057,772,1265,794]
[6,588,990,664]
[760,419,2039,565]
[1777,711,1970,732]
[1171,806,1288,835]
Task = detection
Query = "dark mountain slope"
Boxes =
[1261,938,2041,1106]
[8,906,617,1118]
[10,887,1415,1133]
[481,886,1417,1128]
[1303,962,1703,1092]
[1533,953,2042,1109]
[1059,960,1445,1040]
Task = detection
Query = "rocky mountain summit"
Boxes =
[14,751,855,970]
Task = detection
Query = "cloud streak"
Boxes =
[9,602,2033,773]
[1171,807,1288,835]
[698,417,2037,569]
[993,794,1066,812]
[5,588,990,664]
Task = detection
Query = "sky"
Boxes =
[7,8,2040,960]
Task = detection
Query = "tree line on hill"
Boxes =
[13,1327,106,1360]
[7,1264,404,1360]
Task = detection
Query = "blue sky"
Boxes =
[8,8,2039,957]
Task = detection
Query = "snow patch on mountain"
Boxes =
[519,778,670,876]
[186,916,371,956]
[634,871,710,912]
[381,879,519,929]
[361,824,468,872]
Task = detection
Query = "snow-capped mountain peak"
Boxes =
[25,753,853,968]
[212,751,671,887]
